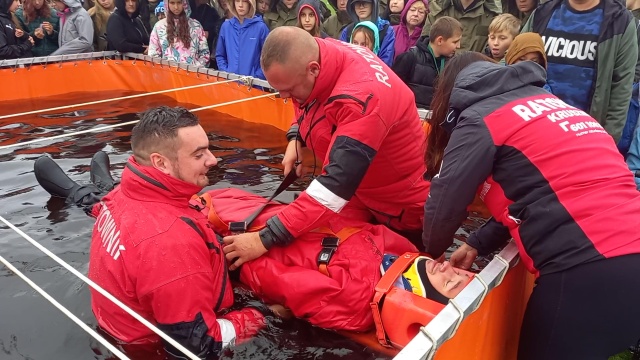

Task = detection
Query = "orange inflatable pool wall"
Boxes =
[3,59,534,360]
[3,60,294,132]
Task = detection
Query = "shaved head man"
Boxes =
[260,27,321,104]
[223,26,432,270]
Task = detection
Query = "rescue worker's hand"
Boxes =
[282,139,303,177]
[223,232,267,270]
[449,243,479,270]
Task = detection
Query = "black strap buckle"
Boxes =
[229,221,247,234]
[317,236,340,266]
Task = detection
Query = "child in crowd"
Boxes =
[485,13,520,63]
[215,0,269,78]
[149,0,209,67]
[381,0,402,25]
[106,0,149,53]
[88,0,114,51]
[0,0,34,59]
[322,0,348,39]
[15,0,60,57]
[50,0,94,55]
[505,32,551,93]
[256,0,270,14]
[340,0,395,66]
[505,32,546,68]
[392,16,461,109]
[155,1,165,20]
[296,0,326,37]
[350,20,378,53]
[263,0,298,30]
[392,0,426,59]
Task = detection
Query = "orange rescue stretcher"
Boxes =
[0,52,535,360]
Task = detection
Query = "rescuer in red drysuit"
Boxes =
[190,187,419,331]
[85,107,280,359]
[223,26,431,270]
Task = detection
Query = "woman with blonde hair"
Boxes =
[88,0,114,50]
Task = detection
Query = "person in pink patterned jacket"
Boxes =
[148,0,209,66]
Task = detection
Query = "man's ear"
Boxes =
[149,152,172,175]
[308,61,321,77]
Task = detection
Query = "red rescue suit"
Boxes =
[88,158,265,358]
[192,188,418,331]
[258,38,431,250]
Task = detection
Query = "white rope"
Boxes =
[0,78,241,121]
[0,92,279,151]
[0,254,131,360]
[0,215,202,360]
[471,273,490,312]
[492,254,511,287]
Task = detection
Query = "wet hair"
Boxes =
[429,16,462,41]
[425,52,493,179]
[131,106,200,163]
[22,0,52,24]
[488,13,520,38]
[167,0,191,49]
[351,25,374,51]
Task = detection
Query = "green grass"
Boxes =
[609,350,633,360]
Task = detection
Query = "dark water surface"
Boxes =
[0,92,390,360]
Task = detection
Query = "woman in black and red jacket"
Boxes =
[421,52,640,360]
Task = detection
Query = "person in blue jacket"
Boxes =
[339,0,394,66]
[216,0,269,79]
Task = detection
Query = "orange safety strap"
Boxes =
[190,193,265,233]
[370,252,421,347]
[314,226,362,277]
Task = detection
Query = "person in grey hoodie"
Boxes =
[50,0,94,55]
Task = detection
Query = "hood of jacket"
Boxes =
[115,0,142,17]
[399,0,427,26]
[0,0,12,14]
[121,156,203,206]
[165,0,191,17]
[297,0,323,22]
[351,20,379,54]
[505,32,547,68]
[229,0,257,19]
[450,61,547,112]
[347,0,378,22]
[62,0,83,9]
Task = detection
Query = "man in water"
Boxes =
[223,26,431,270]
[36,106,284,358]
